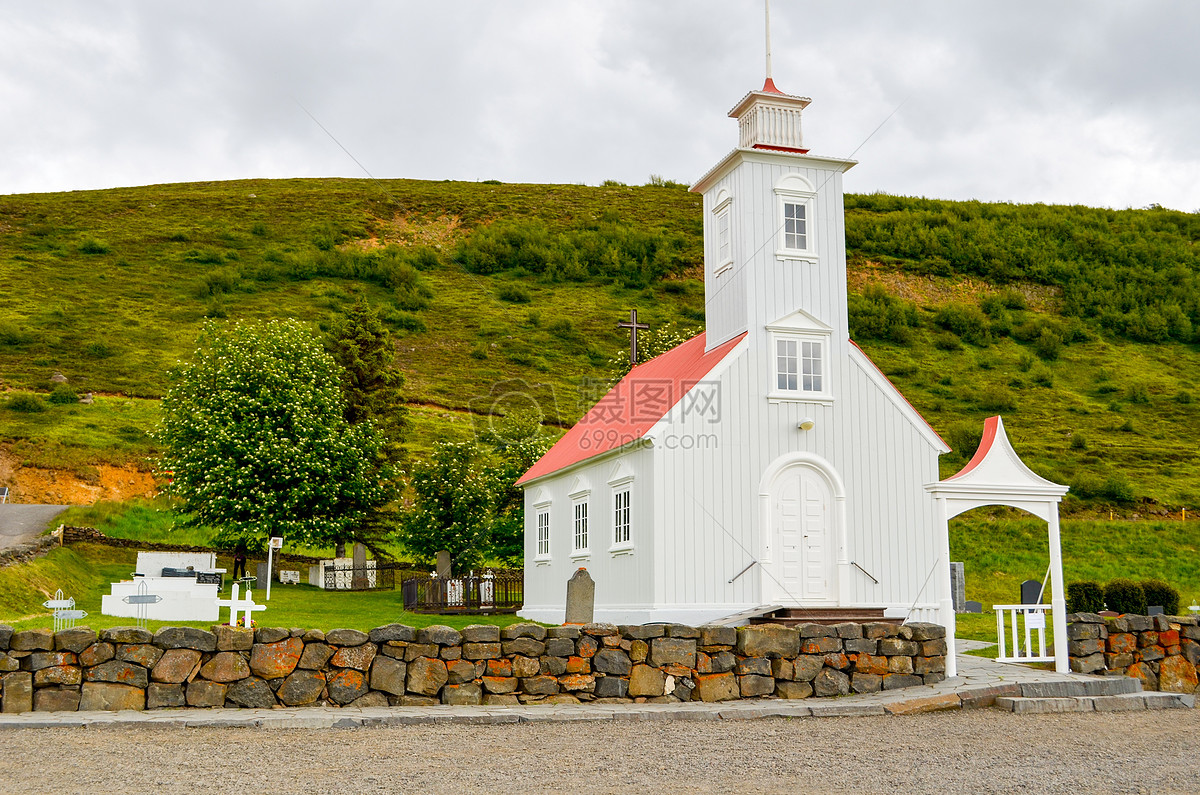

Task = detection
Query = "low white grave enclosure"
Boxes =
[101,551,225,622]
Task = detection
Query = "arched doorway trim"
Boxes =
[757,452,849,607]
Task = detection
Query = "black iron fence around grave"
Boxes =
[401,569,523,614]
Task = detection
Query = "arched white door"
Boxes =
[771,465,833,603]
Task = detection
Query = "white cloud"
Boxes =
[0,0,1196,210]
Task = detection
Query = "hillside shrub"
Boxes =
[1034,328,1062,360]
[934,302,993,346]
[497,284,531,303]
[848,285,920,343]
[48,385,78,405]
[1067,581,1104,614]
[1104,578,1146,615]
[975,386,1016,412]
[0,321,32,346]
[7,393,46,413]
[1139,579,1180,615]
[78,238,111,255]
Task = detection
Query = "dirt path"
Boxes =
[3,709,1197,794]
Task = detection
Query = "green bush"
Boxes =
[78,238,111,255]
[1067,581,1104,614]
[1175,390,1194,404]
[1104,578,1147,615]
[1069,433,1086,450]
[47,385,78,405]
[7,393,46,413]
[848,285,920,344]
[1139,579,1180,615]
[497,284,531,303]
[1071,472,1103,499]
[1101,473,1135,504]
[1034,328,1062,360]
[0,321,33,346]
[934,302,993,346]
[975,385,1016,412]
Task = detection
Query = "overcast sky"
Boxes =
[1,1,1197,210]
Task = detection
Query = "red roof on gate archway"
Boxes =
[516,332,746,486]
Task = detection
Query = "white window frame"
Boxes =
[609,480,634,554]
[713,192,734,276]
[768,331,833,403]
[570,496,590,559]
[533,502,552,564]
[774,174,818,262]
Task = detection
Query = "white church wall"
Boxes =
[702,169,748,350]
[519,445,657,624]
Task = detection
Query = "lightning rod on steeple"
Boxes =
[764,0,773,80]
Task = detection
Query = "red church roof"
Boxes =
[516,331,747,486]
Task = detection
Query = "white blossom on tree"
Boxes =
[157,319,389,548]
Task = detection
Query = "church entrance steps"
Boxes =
[749,606,903,626]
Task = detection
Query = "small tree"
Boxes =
[327,299,408,555]
[158,319,389,548]
[397,441,494,574]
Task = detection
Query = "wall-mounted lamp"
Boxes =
[797,417,815,431]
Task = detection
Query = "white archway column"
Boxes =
[935,496,957,678]
[1047,506,1069,673]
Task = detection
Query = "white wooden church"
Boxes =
[517,65,957,630]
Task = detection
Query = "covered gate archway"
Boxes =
[926,416,1070,676]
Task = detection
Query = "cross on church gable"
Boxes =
[617,309,650,366]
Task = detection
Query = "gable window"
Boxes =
[767,310,833,403]
[535,508,551,560]
[776,337,824,394]
[613,488,631,546]
[774,173,817,261]
[713,191,734,275]
[572,499,589,555]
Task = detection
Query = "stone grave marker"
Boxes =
[950,562,966,612]
[436,551,452,577]
[1148,605,1164,616]
[352,542,368,590]
[565,567,595,624]
[964,600,982,614]
[1020,579,1042,605]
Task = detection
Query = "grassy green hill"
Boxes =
[2,177,1199,513]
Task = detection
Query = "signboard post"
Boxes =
[266,536,283,600]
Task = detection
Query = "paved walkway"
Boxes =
[0,504,67,552]
[0,641,1137,730]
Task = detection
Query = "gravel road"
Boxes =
[3,708,1197,794]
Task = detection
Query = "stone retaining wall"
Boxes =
[0,532,60,570]
[0,620,947,713]
[1067,612,1200,693]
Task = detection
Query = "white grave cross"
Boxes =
[216,582,266,628]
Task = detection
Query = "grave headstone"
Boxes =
[564,568,595,624]
[256,561,270,585]
[1020,579,1042,605]
[949,562,965,613]
[436,551,452,578]
[1147,605,1164,616]
[352,543,368,590]
[964,600,983,614]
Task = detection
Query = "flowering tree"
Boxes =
[158,319,390,548]
[397,441,495,574]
